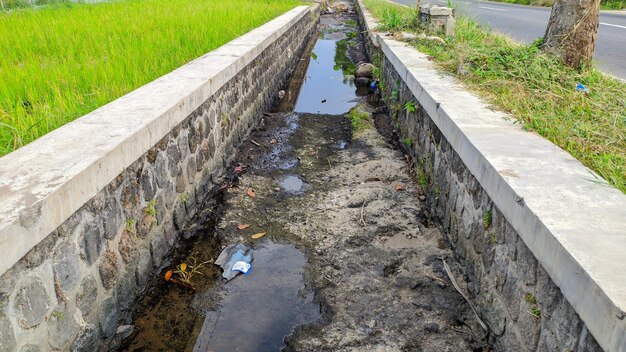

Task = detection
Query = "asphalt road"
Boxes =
[391,0,626,79]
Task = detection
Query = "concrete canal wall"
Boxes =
[355,1,625,351]
[0,5,320,351]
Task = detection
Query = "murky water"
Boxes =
[193,242,318,352]
[120,9,363,352]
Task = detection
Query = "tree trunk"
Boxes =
[542,0,601,69]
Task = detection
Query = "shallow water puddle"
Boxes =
[192,242,319,352]
[278,175,307,194]
[294,39,358,115]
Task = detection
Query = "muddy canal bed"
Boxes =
[120,5,488,352]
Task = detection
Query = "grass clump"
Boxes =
[363,0,415,31]
[363,0,626,193]
[348,108,372,132]
[0,0,300,156]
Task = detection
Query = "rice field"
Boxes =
[0,0,301,156]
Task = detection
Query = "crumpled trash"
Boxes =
[576,83,590,94]
[214,243,254,281]
[370,80,378,92]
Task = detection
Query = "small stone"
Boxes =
[425,35,445,44]
[14,276,52,328]
[98,250,119,290]
[116,325,135,340]
[76,275,98,317]
[424,322,440,333]
[72,324,98,352]
[401,32,417,41]
[52,241,81,293]
[355,62,375,79]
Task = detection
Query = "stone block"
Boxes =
[80,222,104,265]
[135,246,153,289]
[76,275,98,317]
[115,274,137,313]
[72,324,98,352]
[150,234,169,269]
[52,241,81,293]
[98,297,118,338]
[47,305,78,351]
[14,276,52,328]
[98,250,119,290]
[140,168,157,202]
[153,152,169,188]
[0,314,16,352]
[167,142,182,177]
[103,195,123,240]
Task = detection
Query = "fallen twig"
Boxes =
[359,193,370,226]
[250,139,261,147]
[424,274,447,287]
[168,278,197,292]
[442,258,488,332]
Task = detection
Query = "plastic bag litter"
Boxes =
[576,83,590,94]
[214,243,254,281]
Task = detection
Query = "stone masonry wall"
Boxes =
[0,8,319,352]
[371,48,604,352]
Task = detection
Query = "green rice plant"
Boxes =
[0,0,300,156]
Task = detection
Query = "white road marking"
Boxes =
[478,6,507,11]
[600,22,626,29]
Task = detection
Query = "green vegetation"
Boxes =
[404,101,417,113]
[483,209,492,229]
[144,199,158,217]
[524,293,542,319]
[348,108,372,131]
[488,0,625,10]
[0,0,300,156]
[363,0,626,193]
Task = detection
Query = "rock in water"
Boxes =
[355,62,375,79]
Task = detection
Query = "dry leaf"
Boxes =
[246,189,256,198]
[270,138,277,144]
[394,184,405,191]
[234,165,247,174]
[251,232,267,239]
[164,271,173,281]
[180,263,187,272]
[237,224,251,230]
